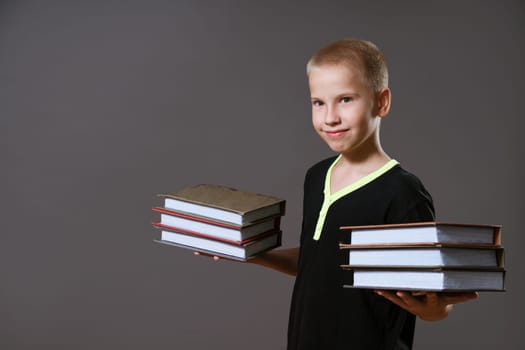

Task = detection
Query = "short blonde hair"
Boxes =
[307,38,389,92]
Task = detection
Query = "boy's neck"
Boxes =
[330,147,391,195]
[337,135,390,171]
[336,151,391,177]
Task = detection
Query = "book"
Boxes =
[151,207,281,243]
[152,221,278,245]
[342,267,505,291]
[340,244,504,268]
[339,222,501,246]
[155,229,282,261]
[160,184,286,226]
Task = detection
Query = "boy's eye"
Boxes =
[340,97,353,103]
[312,100,324,107]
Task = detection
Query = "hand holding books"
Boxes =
[193,247,300,277]
[340,222,505,291]
[339,221,503,319]
[193,251,222,261]
[193,250,243,262]
[153,184,286,261]
[374,290,479,321]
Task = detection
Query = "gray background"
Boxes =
[2,0,524,349]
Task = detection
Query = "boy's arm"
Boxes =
[194,247,299,277]
[248,247,299,276]
[375,290,479,321]
[378,197,478,321]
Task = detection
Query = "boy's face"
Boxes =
[308,63,382,157]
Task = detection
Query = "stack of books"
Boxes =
[339,222,505,291]
[152,184,286,261]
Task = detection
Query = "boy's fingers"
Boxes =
[424,293,439,305]
[378,291,478,307]
[396,291,422,307]
[193,251,221,261]
[375,290,404,307]
[442,292,479,304]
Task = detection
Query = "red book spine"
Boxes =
[151,221,278,245]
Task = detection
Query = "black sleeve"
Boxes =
[398,199,435,223]
[385,181,435,224]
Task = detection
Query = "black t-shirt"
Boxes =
[288,157,435,350]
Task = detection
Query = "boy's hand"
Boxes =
[193,248,299,276]
[193,251,245,262]
[374,290,479,321]
[193,251,221,261]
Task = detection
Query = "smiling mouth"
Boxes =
[324,129,349,137]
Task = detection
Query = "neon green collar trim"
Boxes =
[312,156,399,241]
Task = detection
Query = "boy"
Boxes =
[199,38,477,349]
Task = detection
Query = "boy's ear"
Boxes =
[376,88,391,118]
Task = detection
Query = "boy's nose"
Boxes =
[325,106,341,125]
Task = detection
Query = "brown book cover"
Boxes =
[159,184,285,225]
